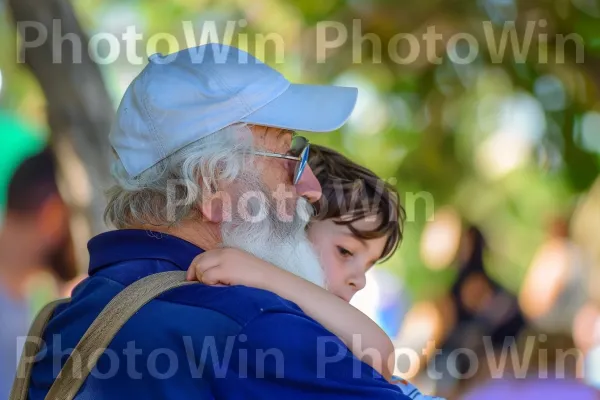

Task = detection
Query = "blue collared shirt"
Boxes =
[29,229,408,399]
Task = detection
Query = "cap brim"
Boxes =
[241,84,358,132]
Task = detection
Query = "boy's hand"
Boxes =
[186,248,277,289]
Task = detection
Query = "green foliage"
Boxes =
[1,0,598,300]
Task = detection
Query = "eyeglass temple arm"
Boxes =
[252,151,301,161]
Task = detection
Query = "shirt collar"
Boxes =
[87,229,204,275]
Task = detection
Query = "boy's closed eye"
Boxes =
[336,246,354,258]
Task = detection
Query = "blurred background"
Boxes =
[1,0,600,398]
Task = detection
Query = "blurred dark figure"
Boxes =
[451,227,526,349]
[0,148,77,399]
[431,226,527,397]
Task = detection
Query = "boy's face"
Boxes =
[307,217,389,302]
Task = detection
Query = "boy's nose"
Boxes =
[348,273,367,292]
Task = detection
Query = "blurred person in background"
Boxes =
[439,222,597,399]
[429,226,527,398]
[0,148,78,399]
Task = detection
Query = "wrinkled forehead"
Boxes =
[249,125,294,151]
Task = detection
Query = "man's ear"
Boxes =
[200,197,223,223]
[199,182,223,223]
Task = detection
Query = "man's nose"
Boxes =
[295,165,322,203]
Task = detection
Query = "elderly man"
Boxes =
[28,44,410,399]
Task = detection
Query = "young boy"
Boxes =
[187,144,442,399]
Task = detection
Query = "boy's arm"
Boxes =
[263,268,396,380]
[188,248,395,380]
[210,310,410,399]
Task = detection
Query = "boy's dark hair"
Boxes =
[308,144,405,262]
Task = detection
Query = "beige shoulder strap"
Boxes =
[12,271,197,400]
[10,298,70,400]
[45,271,197,400]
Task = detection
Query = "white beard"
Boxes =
[221,187,325,288]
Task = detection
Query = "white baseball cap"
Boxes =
[110,43,358,178]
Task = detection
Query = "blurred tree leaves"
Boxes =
[1,0,599,299]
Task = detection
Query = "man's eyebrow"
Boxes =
[277,129,295,140]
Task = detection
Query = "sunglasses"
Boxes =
[253,135,310,185]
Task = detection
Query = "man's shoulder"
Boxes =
[89,259,307,328]
[81,260,306,334]
[53,272,310,356]
[156,283,306,327]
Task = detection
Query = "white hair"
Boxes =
[104,124,254,228]
[220,173,325,288]
[105,123,325,287]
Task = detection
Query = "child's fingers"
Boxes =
[199,266,229,286]
[186,265,195,281]
[186,259,198,281]
[186,253,204,281]
[187,251,222,281]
